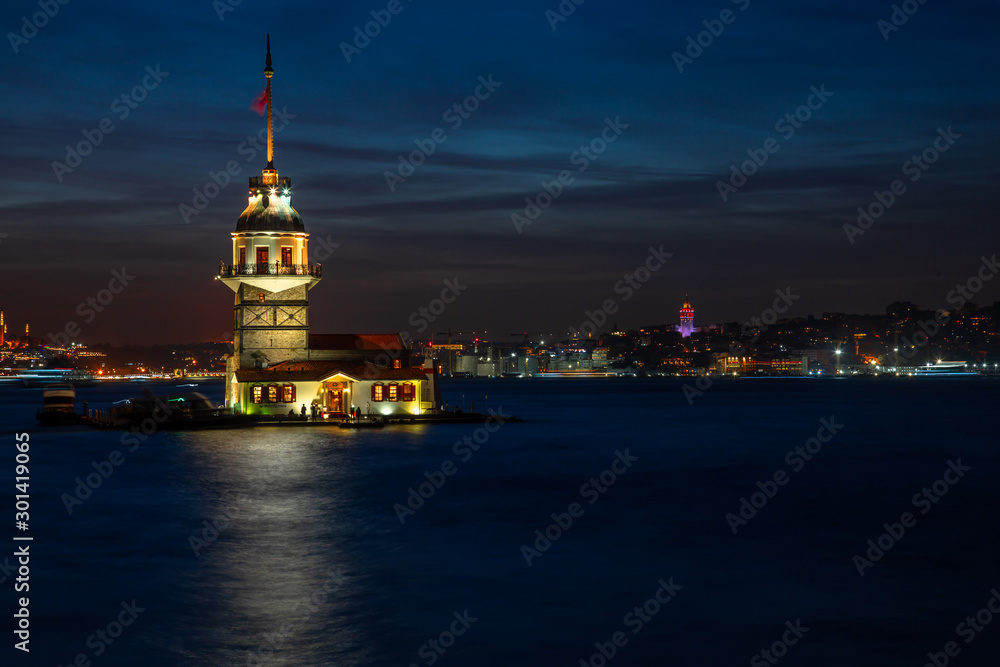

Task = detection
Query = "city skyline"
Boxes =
[2,1,998,345]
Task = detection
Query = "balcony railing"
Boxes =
[219,263,321,278]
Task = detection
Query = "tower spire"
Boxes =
[264,34,274,172]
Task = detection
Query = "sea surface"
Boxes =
[2,377,999,666]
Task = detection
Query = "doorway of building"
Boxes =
[327,388,343,414]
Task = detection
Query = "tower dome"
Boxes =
[236,178,305,232]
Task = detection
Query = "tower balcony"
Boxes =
[217,262,322,294]
[219,262,321,279]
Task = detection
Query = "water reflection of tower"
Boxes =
[678,294,694,338]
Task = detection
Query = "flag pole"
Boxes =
[264,35,274,170]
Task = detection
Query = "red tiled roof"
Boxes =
[235,361,426,384]
[308,333,405,352]
[233,369,318,383]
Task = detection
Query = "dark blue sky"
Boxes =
[2,0,998,344]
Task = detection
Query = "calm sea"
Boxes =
[2,377,999,666]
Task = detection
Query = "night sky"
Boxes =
[2,0,998,345]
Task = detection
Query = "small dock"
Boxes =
[82,409,519,431]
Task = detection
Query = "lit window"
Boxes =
[388,383,398,402]
[252,386,262,404]
[282,384,295,402]
[393,359,401,369]
[372,383,384,402]
[401,383,414,402]
[268,385,278,402]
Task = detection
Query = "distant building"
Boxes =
[678,294,694,338]
[218,39,439,417]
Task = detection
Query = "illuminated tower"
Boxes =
[678,294,694,338]
[218,36,321,406]
[0,311,5,346]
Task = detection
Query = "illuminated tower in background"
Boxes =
[0,311,5,346]
[678,294,694,338]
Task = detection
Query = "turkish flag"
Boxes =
[250,87,268,116]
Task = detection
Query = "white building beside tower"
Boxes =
[218,37,440,417]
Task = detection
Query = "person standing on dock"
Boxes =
[300,403,306,418]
